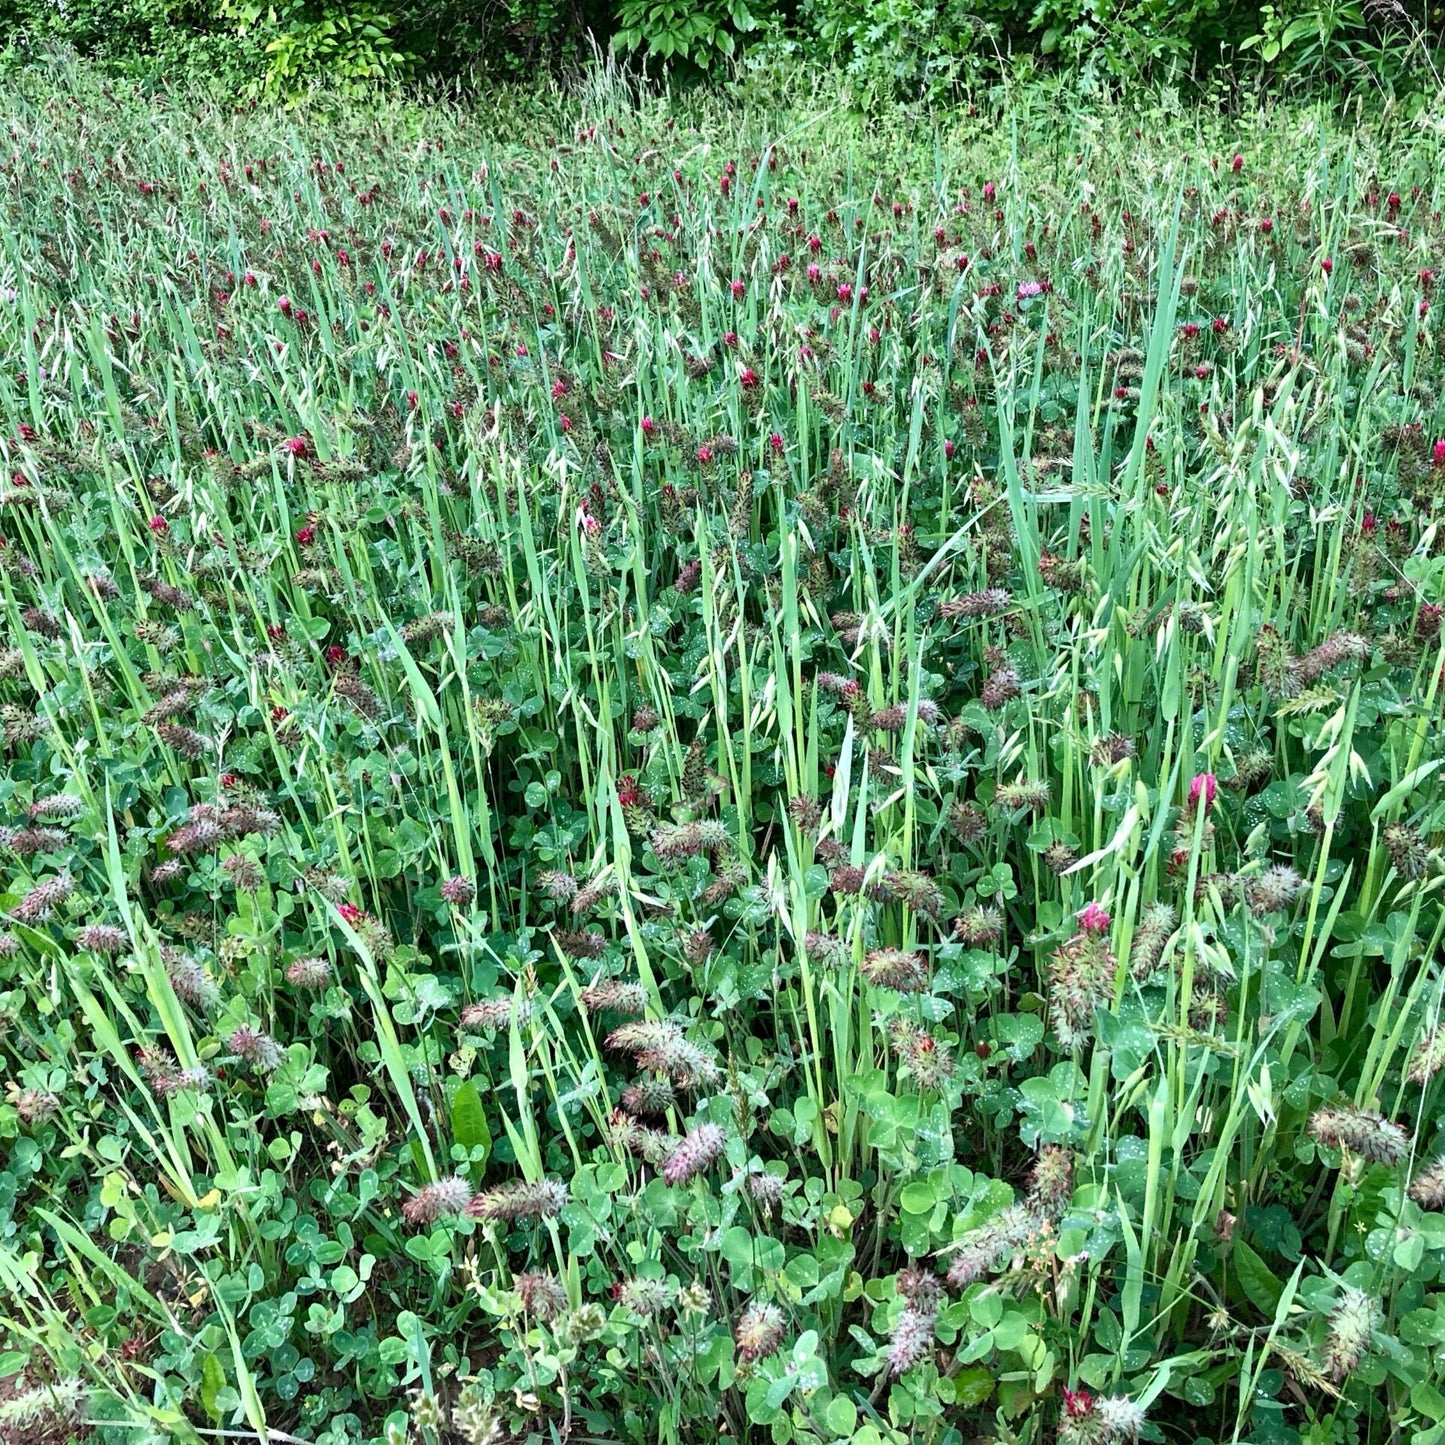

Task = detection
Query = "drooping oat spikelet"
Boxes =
[735,1301,786,1362]
[1320,1286,1378,1381]
[1309,1102,1408,1165]
[467,1177,567,1222]
[401,1176,474,1226]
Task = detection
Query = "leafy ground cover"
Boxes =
[0,66,1443,1445]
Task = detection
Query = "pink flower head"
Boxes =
[837,282,853,302]
[1077,903,1111,935]
[944,439,956,460]
[295,524,315,546]
[696,445,714,464]
[983,182,997,201]
[807,262,821,283]
[1230,154,1243,173]
[1321,257,1333,275]
[1017,280,1043,300]
[641,416,656,438]
[1433,439,1445,469]
[147,514,168,535]
[338,902,363,924]
[325,644,347,669]
[282,435,309,459]
[769,432,784,453]
[1188,772,1217,810]
[740,366,759,389]
[730,279,745,299]
[278,296,292,315]
[1064,1388,1095,1418]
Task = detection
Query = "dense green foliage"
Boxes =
[4,60,1445,1445]
[1,0,1441,98]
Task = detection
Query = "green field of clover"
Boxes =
[0,64,1444,1445]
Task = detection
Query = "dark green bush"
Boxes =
[1,0,1440,95]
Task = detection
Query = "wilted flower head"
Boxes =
[285,955,332,989]
[13,871,74,922]
[616,1276,677,1317]
[467,1177,567,1223]
[1243,865,1304,916]
[1095,1396,1148,1442]
[227,1026,284,1072]
[1407,1154,1445,1211]
[76,923,128,954]
[579,978,649,1015]
[440,874,475,907]
[663,1123,727,1185]
[401,1176,473,1227]
[1321,1287,1379,1381]
[1309,1102,1408,1165]
[515,1271,567,1320]
[735,1301,786,1362]
[861,947,927,992]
